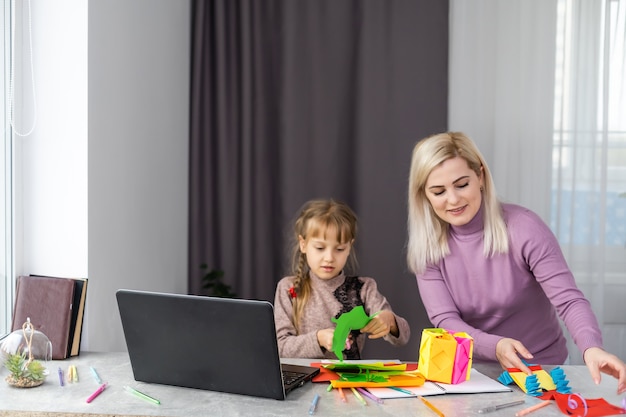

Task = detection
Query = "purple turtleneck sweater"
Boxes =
[416,203,602,364]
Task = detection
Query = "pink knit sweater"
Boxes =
[274,271,410,359]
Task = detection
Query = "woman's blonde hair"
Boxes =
[406,132,508,274]
[289,199,358,330]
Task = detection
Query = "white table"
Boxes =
[1,352,624,416]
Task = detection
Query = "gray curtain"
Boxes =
[189,0,448,361]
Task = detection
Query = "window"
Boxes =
[0,0,12,336]
[552,0,626,362]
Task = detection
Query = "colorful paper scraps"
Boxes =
[329,371,425,389]
[417,328,474,384]
[310,361,425,388]
[543,391,626,417]
[329,368,425,389]
[499,363,556,394]
[498,364,626,416]
[310,361,419,383]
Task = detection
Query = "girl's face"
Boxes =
[299,224,352,280]
[424,156,484,227]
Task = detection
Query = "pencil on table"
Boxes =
[420,396,445,417]
[350,387,367,406]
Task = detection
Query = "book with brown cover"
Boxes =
[11,275,76,360]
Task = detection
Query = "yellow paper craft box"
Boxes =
[418,328,474,384]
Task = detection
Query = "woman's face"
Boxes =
[424,156,484,227]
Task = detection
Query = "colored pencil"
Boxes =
[420,396,445,417]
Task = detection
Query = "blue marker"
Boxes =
[308,394,320,415]
[90,366,102,384]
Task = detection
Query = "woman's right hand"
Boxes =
[495,337,535,374]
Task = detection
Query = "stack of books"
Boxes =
[11,275,88,360]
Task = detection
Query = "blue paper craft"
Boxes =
[549,367,572,394]
[498,363,559,395]
[525,374,542,396]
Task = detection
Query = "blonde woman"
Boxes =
[407,131,625,394]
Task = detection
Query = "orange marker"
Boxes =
[515,400,551,416]
[338,387,346,402]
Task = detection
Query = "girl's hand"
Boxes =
[360,310,399,339]
[584,347,626,395]
[316,328,335,351]
[495,338,534,374]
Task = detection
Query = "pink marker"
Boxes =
[86,383,107,403]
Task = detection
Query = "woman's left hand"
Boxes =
[583,347,626,395]
[360,310,399,339]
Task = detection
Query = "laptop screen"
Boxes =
[116,289,294,399]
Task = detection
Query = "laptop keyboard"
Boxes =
[282,370,306,387]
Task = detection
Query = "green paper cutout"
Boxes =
[338,371,388,383]
[330,306,372,360]
[323,362,407,372]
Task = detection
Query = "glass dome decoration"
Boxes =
[1,318,50,387]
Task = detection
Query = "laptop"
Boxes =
[116,289,319,400]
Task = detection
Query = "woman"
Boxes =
[407,131,625,394]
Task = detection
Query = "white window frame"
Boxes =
[1,0,13,336]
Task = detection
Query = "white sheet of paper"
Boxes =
[365,368,512,399]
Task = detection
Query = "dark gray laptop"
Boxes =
[116,289,319,400]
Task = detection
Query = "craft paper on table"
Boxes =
[311,359,412,383]
[542,391,626,417]
[365,368,512,399]
[499,365,626,416]
[328,370,426,388]
[311,358,426,388]
[323,361,408,372]
[330,306,373,360]
[417,328,474,384]
[503,364,556,394]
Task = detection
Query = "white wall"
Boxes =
[17,0,190,352]
[87,0,190,351]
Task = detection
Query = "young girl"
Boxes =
[274,198,410,359]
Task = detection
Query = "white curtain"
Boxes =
[552,0,626,362]
[448,0,557,221]
[449,0,626,364]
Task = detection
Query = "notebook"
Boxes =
[364,368,512,398]
[116,289,319,400]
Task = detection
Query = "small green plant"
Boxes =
[200,264,236,298]
[4,351,46,387]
